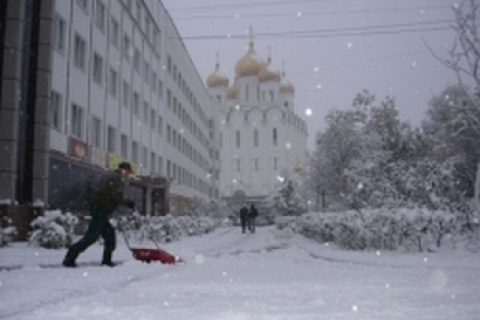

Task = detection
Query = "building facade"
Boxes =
[206,34,308,205]
[0,0,220,232]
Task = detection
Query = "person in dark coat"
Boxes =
[62,162,136,267]
[239,205,249,233]
[248,204,258,233]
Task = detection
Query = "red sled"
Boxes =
[130,247,182,264]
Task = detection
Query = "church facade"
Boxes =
[206,37,308,204]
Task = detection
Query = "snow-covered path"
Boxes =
[0,226,479,320]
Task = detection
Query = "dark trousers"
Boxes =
[247,216,256,233]
[70,206,116,254]
[240,216,247,233]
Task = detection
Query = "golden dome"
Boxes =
[258,57,281,82]
[227,86,237,99]
[235,41,264,78]
[206,62,229,88]
[280,70,295,94]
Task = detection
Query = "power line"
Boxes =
[173,20,453,41]
[171,5,451,20]
[166,0,342,12]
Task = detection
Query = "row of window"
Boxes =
[166,124,209,173]
[55,5,164,99]
[166,90,210,150]
[166,55,209,129]
[52,90,212,196]
[232,128,278,148]
[165,160,210,196]
[234,157,279,172]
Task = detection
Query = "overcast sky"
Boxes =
[161,0,461,149]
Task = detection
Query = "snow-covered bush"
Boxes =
[114,214,223,245]
[29,210,79,249]
[277,208,464,252]
[0,216,17,247]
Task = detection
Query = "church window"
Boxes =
[272,128,277,146]
[254,129,259,147]
[269,90,274,102]
[284,101,289,108]
[236,130,241,148]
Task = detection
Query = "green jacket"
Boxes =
[89,170,129,213]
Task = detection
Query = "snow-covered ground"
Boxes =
[0,225,479,320]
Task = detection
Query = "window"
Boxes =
[50,91,62,131]
[54,15,65,52]
[145,15,150,40]
[133,92,140,117]
[94,0,105,31]
[158,116,163,134]
[91,116,101,148]
[143,101,149,123]
[167,55,172,74]
[135,0,142,22]
[143,146,148,169]
[273,128,277,146]
[107,126,116,152]
[150,109,156,128]
[158,156,163,175]
[284,101,289,108]
[110,18,119,47]
[133,49,140,73]
[123,35,131,61]
[236,131,241,148]
[167,125,171,144]
[150,152,156,173]
[71,103,83,138]
[254,129,259,147]
[151,72,157,92]
[236,158,241,172]
[73,34,86,70]
[77,0,88,11]
[120,134,128,158]
[158,80,164,98]
[92,52,103,84]
[132,141,138,163]
[109,67,118,97]
[122,81,129,108]
[143,62,149,83]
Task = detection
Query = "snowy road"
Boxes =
[0,226,479,320]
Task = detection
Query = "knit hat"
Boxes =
[118,162,132,173]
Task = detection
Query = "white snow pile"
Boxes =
[275,208,480,252]
[29,210,78,249]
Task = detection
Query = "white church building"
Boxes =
[206,35,308,204]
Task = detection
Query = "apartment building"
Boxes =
[0,0,220,236]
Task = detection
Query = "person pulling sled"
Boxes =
[62,162,136,268]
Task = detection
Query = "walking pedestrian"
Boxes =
[239,205,249,234]
[248,204,258,233]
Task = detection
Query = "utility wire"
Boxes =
[171,5,451,20]
[166,0,442,12]
[173,20,453,41]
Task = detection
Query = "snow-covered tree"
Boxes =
[262,177,306,216]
